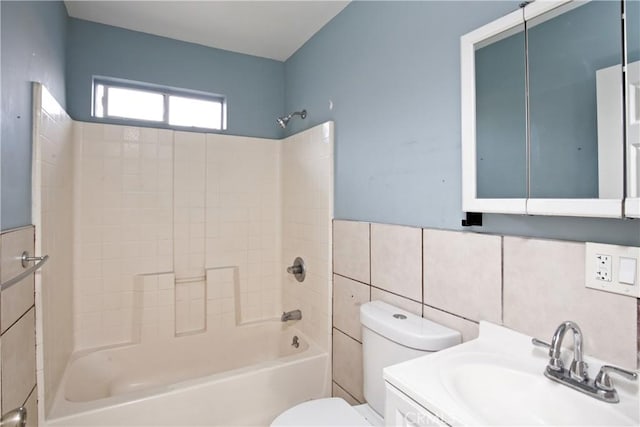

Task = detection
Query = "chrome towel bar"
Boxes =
[0,406,26,427]
[1,251,49,291]
[21,251,47,268]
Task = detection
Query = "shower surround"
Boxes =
[72,120,333,349]
[32,84,333,422]
[73,126,285,345]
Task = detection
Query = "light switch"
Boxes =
[619,257,637,285]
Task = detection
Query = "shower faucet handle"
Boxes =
[286,257,306,282]
[286,265,303,274]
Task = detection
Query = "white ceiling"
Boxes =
[64,1,349,62]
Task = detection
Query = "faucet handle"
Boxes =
[595,365,638,391]
[286,265,302,274]
[532,338,564,370]
[286,257,306,282]
[531,338,551,349]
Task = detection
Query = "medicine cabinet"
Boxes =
[461,0,639,218]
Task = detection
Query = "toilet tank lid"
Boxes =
[360,301,461,351]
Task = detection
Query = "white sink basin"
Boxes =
[384,323,639,426]
[441,353,636,426]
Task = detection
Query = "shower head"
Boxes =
[277,116,289,128]
[277,110,307,129]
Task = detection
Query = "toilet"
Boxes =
[271,300,461,426]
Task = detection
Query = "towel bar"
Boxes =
[1,251,49,291]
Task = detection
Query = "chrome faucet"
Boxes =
[281,309,302,322]
[532,321,638,403]
[547,321,588,381]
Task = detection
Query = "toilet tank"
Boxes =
[360,301,461,416]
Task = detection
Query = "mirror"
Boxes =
[475,25,527,199]
[462,0,627,218]
[527,1,623,199]
[626,0,640,216]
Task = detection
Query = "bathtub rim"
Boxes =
[47,323,326,423]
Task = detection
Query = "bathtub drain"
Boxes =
[292,336,300,348]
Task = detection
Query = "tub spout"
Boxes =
[281,310,302,322]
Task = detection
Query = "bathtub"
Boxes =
[47,322,329,426]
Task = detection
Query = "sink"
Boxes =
[440,353,636,426]
[384,322,639,426]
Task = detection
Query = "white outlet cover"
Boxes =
[585,242,640,297]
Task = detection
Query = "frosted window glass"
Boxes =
[168,96,222,129]
[107,87,164,122]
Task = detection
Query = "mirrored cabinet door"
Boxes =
[461,9,528,214]
[527,1,623,200]
[626,0,640,217]
[475,25,527,200]
[462,0,628,218]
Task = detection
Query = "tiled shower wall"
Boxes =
[32,84,74,418]
[73,123,174,348]
[281,123,334,351]
[72,124,283,348]
[72,120,333,350]
[128,125,334,348]
[331,220,639,404]
[203,134,282,324]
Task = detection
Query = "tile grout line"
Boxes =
[22,383,37,407]
[332,380,363,405]
[1,304,35,338]
[370,284,423,306]
[422,303,479,325]
[333,326,363,344]
[333,272,371,287]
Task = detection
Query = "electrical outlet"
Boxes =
[585,242,640,297]
[595,254,612,282]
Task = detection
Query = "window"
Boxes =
[92,77,226,131]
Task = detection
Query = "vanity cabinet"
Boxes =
[384,383,447,427]
[461,0,638,218]
[382,321,639,426]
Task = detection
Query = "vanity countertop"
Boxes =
[383,322,639,426]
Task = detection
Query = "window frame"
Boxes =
[91,76,227,132]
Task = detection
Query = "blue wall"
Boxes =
[66,18,285,139]
[284,1,640,246]
[1,1,68,230]
[3,1,639,244]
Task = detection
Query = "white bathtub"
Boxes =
[47,322,329,426]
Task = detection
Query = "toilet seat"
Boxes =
[270,398,371,426]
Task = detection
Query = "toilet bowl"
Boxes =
[271,301,461,426]
[270,398,374,426]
